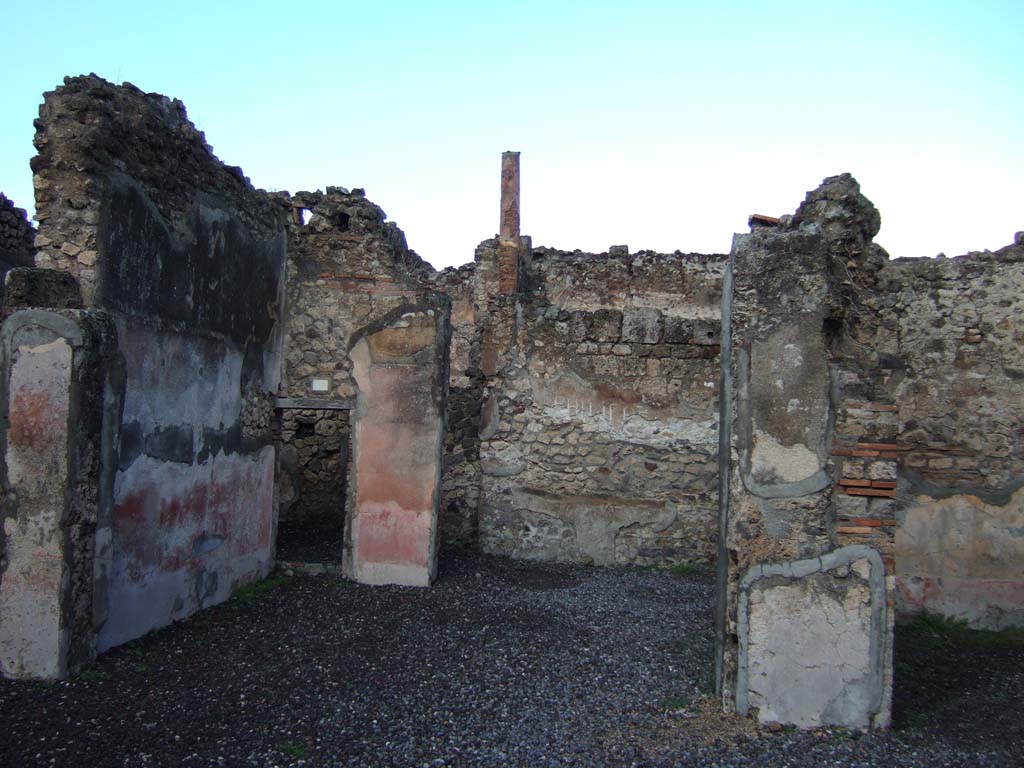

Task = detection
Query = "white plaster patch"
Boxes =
[532,369,717,450]
[747,571,873,728]
[750,427,821,483]
[782,343,804,368]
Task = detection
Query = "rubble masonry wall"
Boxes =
[471,242,725,566]
[884,243,1024,629]
[29,75,288,651]
[275,189,435,531]
[0,195,37,303]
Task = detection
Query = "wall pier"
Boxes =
[344,300,451,586]
[0,310,122,678]
[716,176,894,730]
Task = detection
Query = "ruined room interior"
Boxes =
[0,75,1021,755]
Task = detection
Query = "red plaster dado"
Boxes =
[353,417,437,569]
[113,452,274,576]
[896,575,1024,628]
[354,503,432,568]
[9,387,64,455]
[355,421,436,511]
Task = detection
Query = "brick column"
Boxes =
[499,151,520,241]
[498,152,521,294]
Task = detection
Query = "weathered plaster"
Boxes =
[0,336,72,678]
[895,486,1024,628]
[736,546,890,730]
[344,304,449,587]
[100,446,274,650]
[0,309,123,678]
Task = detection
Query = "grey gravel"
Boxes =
[0,548,1020,767]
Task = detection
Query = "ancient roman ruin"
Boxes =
[1,75,1021,732]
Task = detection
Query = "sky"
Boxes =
[1,1,1021,269]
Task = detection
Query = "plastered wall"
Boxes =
[26,75,288,653]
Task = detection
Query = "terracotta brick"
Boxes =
[851,518,897,527]
[846,402,899,412]
[843,487,896,498]
[837,525,876,535]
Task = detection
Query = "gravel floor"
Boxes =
[1,548,1020,767]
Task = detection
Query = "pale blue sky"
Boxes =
[2,1,1021,267]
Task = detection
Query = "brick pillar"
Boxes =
[499,151,520,241]
[498,151,521,294]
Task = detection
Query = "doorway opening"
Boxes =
[272,403,350,565]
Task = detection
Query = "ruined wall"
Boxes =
[881,238,1024,628]
[275,189,435,528]
[430,262,486,545]
[30,75,287,652]
[274,170,728,566]
[0,194,37,301]
[473,243,725,566]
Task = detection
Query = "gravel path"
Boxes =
[0,549,1020,767]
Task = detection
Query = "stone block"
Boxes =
[621,307,662,343]
[663,316,693,343]
[586,309,622,342]
[692,318,721,345]
[3,268,82,310]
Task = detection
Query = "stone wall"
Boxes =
[274,188,436,530]
[472,243,725,566]
[883,239,1024,628]
[274,407,349,523]
[275,178,729,567]
[26,75,287,655]
[0,194,37,301]
[430,262,486,545]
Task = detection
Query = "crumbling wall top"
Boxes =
[0,194,37,273]
[285,187,434,280]
[33,75,283,239]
